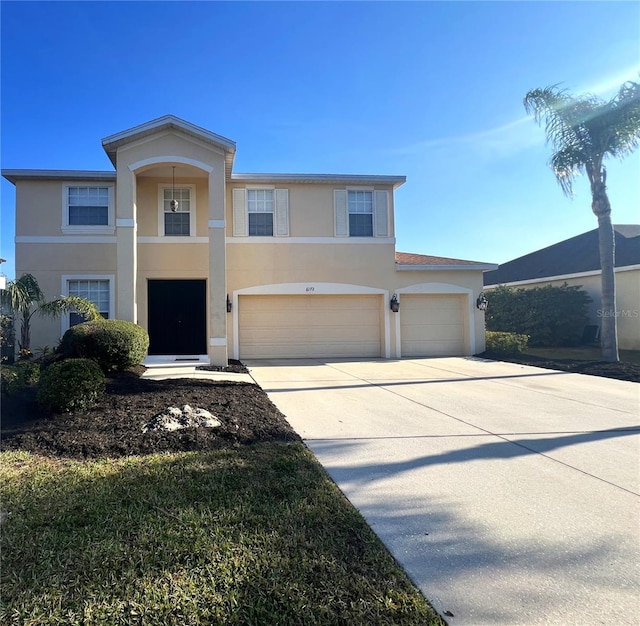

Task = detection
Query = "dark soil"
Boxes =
[479,351,640,383]
[196,359,248,374]
[1,370,299,461]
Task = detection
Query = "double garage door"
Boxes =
[238,293,468,359]
[239,295,382,359]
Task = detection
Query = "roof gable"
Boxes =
[484,225,640,285]
[101,115,236,176]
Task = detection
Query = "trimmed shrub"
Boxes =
[485,331,529,354]
[1,314,15,364]
[1,361,40,396]
[60,319,149,372]
[486,284,591,347]
[37,358,105,413]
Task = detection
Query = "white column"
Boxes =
[208,167,227,365]
[116,168,137,322]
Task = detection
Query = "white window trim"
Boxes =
[157,183,196,237]
[60,275,115,336]
[335,187,389,238]
[233,186,289,237]
[61,183,115,234]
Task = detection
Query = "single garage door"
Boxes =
[400,294,467,357]
[239,294,382,359]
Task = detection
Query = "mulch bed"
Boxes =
[479,352,640,383]
[1,370,299,461]
[195,359,248,374]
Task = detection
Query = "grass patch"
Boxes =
[0,445,444,626]
[524,346,640,365]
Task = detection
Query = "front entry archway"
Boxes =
[147,280,207,355]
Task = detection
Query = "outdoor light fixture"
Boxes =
[170,166,179,212]
[390,293,400,312]
[476,291,488,311]
[226,294,232,313]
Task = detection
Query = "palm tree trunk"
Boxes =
[20,312,30,352]
[592,172,619,362]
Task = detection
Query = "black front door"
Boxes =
[148,280,207,355]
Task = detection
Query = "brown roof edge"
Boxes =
[396,251,497,267]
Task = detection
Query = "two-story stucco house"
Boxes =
[3,115,496,365]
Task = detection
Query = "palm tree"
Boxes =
[524,80,640,362]
[0,273,101,355]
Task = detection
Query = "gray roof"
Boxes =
[2,170,116,183]
[484,225,640,286]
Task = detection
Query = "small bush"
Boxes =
[37,358,105,413]
[485,331,529,354]
[1,361,40,396]
[60,319,149,372]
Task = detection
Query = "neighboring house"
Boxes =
[484,225,640,350]
[3,115,496,365]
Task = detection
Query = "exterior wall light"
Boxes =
[390,293,400,312]
[170,165,179,212]
[226,294,232,313]
[476,291,488,311]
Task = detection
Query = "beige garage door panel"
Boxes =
[239,295,382,359]
[401,294,467,356]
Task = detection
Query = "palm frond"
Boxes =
[549,146,588,196]
[38,296,102,321]
[605,79,640,157]
[0,273,45,316]
[524,81,640,196]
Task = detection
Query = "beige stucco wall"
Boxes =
[226,182,396,238]
[225,241,487,358]
[14,179,116,236]
[487,269,640,350]
[15,242,117,350]
[15,181,65,235]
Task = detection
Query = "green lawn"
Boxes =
[524,346,640,365]
[0,444,444,626]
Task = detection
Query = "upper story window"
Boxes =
[247,189,274,236]
[68,187,109,225]
[62,184,114,233]
[232,187,289,237]
[334,188,389,238]
[158,185,196,237]
[348,190,373,237]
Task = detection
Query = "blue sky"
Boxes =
[1,0,638,281]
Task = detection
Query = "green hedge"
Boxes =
[485,284,590,347]
[60,319,149,372]
[37,358,105,413]
[485,331,529,354]
[1,361,40,396]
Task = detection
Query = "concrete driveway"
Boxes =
[247,357,640,626]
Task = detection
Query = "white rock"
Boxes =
[142,405,221,433]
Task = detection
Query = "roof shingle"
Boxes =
[484,225,640,286]
[396,252,492,266]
